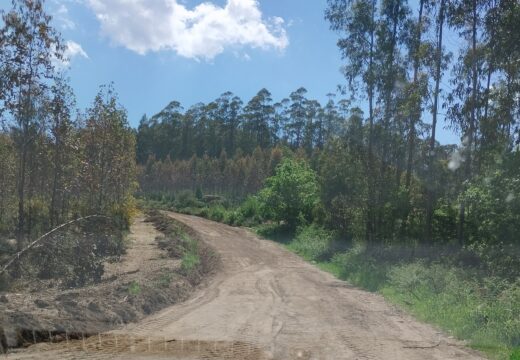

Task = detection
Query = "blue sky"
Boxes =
[1,0,459,144]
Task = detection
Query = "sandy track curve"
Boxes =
[10,212,486,359]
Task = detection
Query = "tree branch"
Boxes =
[0,215,109,276]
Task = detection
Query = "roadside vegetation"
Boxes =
[146,210,219,286]
[139,156,520,359]
[133,1,519,357]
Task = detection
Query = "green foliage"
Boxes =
[326,246,520,358]
[461,165,520,279]
[259,158,320,228]
[288,225,336,261]
[207,205,226,222]
[195,186,203,200]
[331,248,388,292]
[155,272,173,288]
[128,281,141,296]
[511,348,520,360]
[176,190,202,209]
[181,252,201,273]
[234,196,263,226]
[384,264,520,357]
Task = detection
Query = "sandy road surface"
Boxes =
[9,212,485,360]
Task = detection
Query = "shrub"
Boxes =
[176,190,201,209]
[109,196,138,229]
[223,210,237,225]
[258,158,320,228]
[128,281,141,295]
[239,196,261,219]
[208,205,226,222]
[331,248,388,291]
[289,225,336,261]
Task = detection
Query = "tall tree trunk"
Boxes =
[405,0,424,189]
[425,0,445,243]
[458,0,479,247]
[377,0,400,241]
[366,0,376,245]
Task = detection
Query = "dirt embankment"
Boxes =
[0,212,218,351]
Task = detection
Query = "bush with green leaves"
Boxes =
[463,169,520,279]
[207,205,226,222]
[289,225,336,261]
[258,158,320,228]
[176,190,202,209]
[331,247,388,291]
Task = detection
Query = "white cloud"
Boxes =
[51,1,77,30]
[54,41,89,68]
[64,40,89,61]
[57,4,76,29]
[86,0,289,60]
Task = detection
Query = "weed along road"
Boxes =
[9,212,486,360]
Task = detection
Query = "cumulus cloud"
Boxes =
[86,0,289,60]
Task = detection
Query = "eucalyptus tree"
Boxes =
[81,84,136,215]
[286,87,308,148]
[425,0,449,242]
[326,0,379,242]
[242,89,274,151]
[404,0,427,189]
[481,0,520,151]
[48,75,77,227]
[303,99,322,153]
[322,93,340,144]
[447,0,489,245]
[0,0,64,251]
[215,92,242,156]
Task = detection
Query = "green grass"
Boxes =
[286,225,335,261]
[181,252,200,272]
[255,224,519,360]
[154,273,174,288]
[510,348,520,360]
[127,280,141,295]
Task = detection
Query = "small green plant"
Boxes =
[181,252,200,272]
[128,281,141,295]
[155,273,173,288]
[511,348,520,360]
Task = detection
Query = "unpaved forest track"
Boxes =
[9,212,486,360]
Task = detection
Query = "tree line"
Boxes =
[0,0,137,273]
[138,0,519,263]
[136,87,349,163]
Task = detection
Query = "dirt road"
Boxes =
[9,212,485,359]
